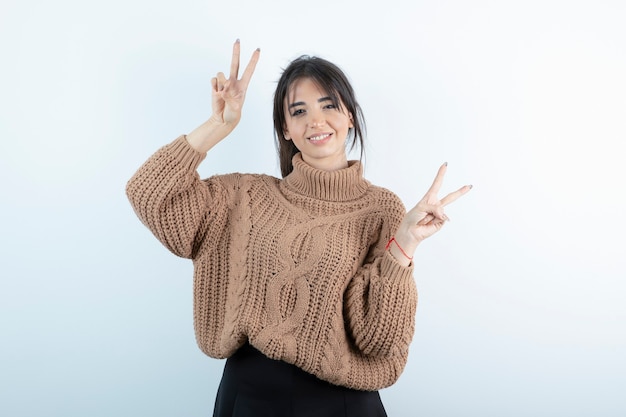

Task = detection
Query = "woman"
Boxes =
[126,40,471,416]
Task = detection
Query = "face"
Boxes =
[283,78,354,172]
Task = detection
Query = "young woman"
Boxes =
[126,40,471,417]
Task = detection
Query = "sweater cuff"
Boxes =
[166,135,207,171]
[381,250,414,281]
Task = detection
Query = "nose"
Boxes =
[308,108,325,127]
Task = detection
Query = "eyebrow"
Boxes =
[288,96,333,110]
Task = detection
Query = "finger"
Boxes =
[211,77,218,92]
[229,39,241,80]
[414,202,449,225]
[216,72,227,90]
[417,214,434,225]
[239,47,261,89]
[434,205,450,221]
[425,162,447,197]
[440,184,473,207]
[426,205,449,222]
[417,213,446,226]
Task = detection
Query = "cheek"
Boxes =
[286,119,305,134]
[333,114,352,130]
[284,118,292,134]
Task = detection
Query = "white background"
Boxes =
[1,0,625,416]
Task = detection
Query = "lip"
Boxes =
[307,132,333,142]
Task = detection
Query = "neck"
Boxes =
[283,153,369,202]
[300,154,349,172]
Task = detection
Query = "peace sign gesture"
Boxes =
[388,163,472,265]
[211,39,260,127]
[187,40,260,153]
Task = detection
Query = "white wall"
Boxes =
[1,0,624,416]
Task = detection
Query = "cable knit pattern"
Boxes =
[126,135,418,390]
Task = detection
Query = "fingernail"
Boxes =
[444,162,448,166]
[236,38,240,43]
[468,184,473,189]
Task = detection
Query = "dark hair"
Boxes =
[273,55,366,177]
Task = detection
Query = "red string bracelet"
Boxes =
[385,237,413,261]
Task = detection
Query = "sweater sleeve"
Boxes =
[343,199,418,359]
[125,135,219,259]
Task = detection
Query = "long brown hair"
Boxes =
[273,55,366,178]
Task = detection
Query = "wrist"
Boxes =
[385,236,417,266]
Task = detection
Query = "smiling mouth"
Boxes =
[308,133,332,142]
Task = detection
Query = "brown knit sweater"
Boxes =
[126,135,418,390]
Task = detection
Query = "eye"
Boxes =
[291,108,305,117]
[323,103,337,110]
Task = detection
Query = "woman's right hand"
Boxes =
[187,40,260,153]
[211,39,260,128]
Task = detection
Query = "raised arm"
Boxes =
[126,40,260,258]
[187,39,260,153]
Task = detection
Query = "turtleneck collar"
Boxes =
[282,153,370,202]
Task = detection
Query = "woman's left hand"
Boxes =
[388,163,472,265]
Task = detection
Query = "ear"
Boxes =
[283,130,291,141]
[348,113,354,128]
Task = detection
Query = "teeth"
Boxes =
[309,134,330,141]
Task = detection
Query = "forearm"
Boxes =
[186,116,237,153]
[126,136,209,257]
[345,253,417,357]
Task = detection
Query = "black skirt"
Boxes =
[213,343,388,417]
